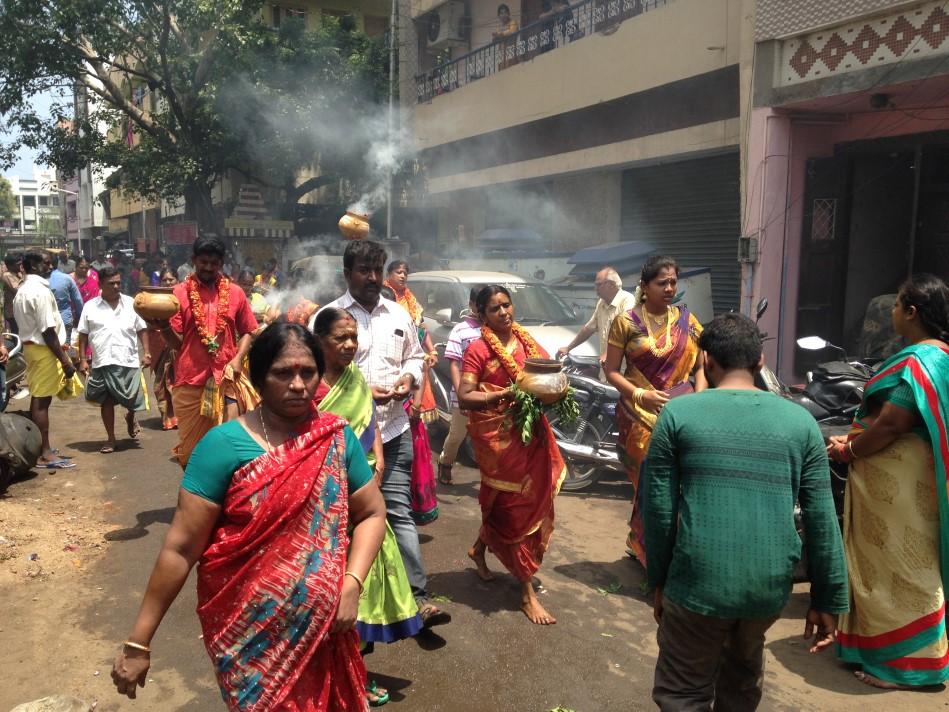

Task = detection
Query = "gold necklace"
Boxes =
[641,306,674,357]
[259,408,273,450]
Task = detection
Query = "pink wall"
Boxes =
[743,103,949,381]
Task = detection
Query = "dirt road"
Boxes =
[0,397,945,711]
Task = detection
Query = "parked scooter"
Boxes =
[548,355,623,491]
[0,332,41,492]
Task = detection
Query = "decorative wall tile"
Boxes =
[778,1,949,86]
[757,0,906,41]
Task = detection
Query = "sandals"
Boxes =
[100,444,115,454]
[39,459,76,469]
[418,602,452,628]
[437,463,453,486]
[366,681,389,707]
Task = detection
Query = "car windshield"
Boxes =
[499,283,578,325]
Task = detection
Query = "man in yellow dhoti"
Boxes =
[13,251,83,468]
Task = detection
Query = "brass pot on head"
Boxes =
[338,211,370,240]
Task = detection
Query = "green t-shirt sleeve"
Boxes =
[797,419,849,614]
[643,407,680,591]
[344,425,374,493]
[181,426,244,504]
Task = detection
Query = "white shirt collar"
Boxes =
[24,273,50,288]
[340,290,395,315]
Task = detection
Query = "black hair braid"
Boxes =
[899,273,949,342]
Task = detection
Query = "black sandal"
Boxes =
[418,602,452,628]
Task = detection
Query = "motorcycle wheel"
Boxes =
[548,415,605,492]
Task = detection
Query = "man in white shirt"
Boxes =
[322,240,450,628]
[557,266,638,365]
[13,251,81,468]
[77,265,151,453]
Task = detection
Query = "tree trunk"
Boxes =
[183,183,219,236]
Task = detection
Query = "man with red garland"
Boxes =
[149,235,259,467]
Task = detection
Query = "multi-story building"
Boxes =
[404,0,756,313]
[7,167,62,238]
[746,0,949,378]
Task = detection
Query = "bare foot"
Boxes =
[521,587,556,625]
[468,546,495,581]
[854,671,912,690]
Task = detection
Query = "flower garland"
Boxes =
[384,280,422,325]
[481,323,542,382]
[187,274,230,355]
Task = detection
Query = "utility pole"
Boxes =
[386,0,398,241]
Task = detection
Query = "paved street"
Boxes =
[0,395,946,711]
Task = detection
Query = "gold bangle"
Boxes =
[847,441,856,460]
[633,387,643,407]
[344,571,364,593]
[123,641,151,653]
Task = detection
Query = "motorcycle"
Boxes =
[548,355,623,491]
[1,332,28,412]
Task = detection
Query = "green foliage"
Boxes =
[0,1,390,227]
[0,178,16,220]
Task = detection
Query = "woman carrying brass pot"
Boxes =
[457,285,566,625]
[603,255,706,568]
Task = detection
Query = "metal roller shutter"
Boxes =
[620,153,741,314]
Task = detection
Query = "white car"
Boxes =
[408,270,598,420]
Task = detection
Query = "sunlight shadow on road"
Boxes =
[553,558,650,602]
[767,633,947,697]
[104,506,175,541]
[427,569,522,617]
[66,439,144,453]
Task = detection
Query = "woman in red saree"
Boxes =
[458,285,566,625]
[111,323,386,711]
[604,255,705,567]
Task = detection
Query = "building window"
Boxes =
[272,6,306,27]
[51,195,60,206]
[39,195,49,207]
[811,198,837,241]
[364,15,388,38]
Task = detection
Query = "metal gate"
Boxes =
[620,153,741,314]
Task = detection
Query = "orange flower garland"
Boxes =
[384,280,422,325]
[481,322,542,382]
[187,274,230,355]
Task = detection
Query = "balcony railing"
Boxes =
[415,0,668,104]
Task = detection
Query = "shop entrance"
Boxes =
[796,132,949,371]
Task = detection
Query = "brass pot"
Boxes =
[133,286,180,321]
[338,211,370,240]
[515,358,568,405]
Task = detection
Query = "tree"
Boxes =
[0,1,389,233]
[0,178,16,221]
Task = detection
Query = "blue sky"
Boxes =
[6,91,60,178]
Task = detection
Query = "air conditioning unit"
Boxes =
[426,1,466,51]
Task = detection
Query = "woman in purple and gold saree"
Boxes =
[829,275,949,690]
[111,323,386,711]
[604,256,705,567]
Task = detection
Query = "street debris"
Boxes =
[9,695,94,712]
[596,582,622,596]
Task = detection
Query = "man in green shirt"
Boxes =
[643,313,848,711]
